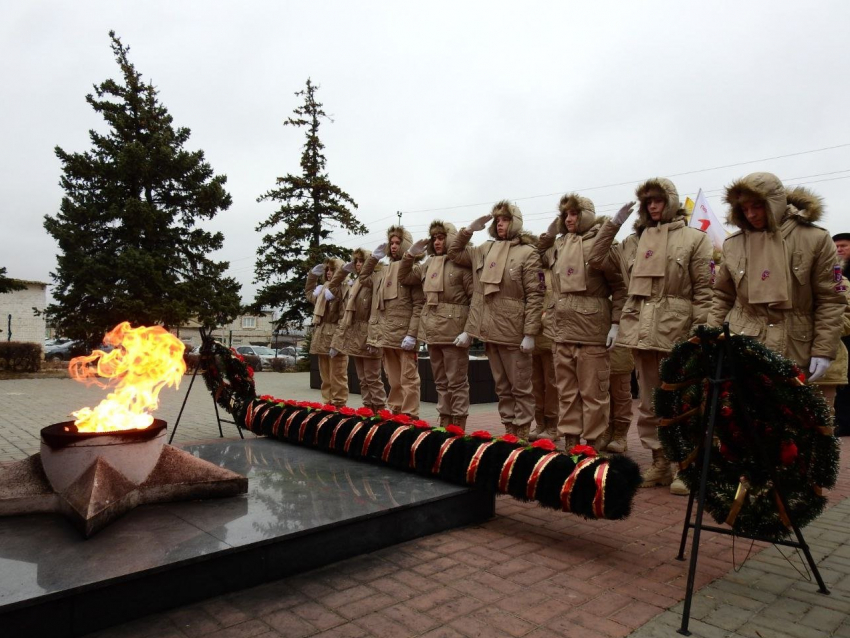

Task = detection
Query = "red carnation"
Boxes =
[446,424,465,437]
[412,420,431,429]
[681,403,692,412]
[378,409,394,421]
[470,430,493,440]
[339,406,356,416]
[355,407,374,418]
[500,434,520,444]
[780,440,798,465]
[258,394,274,402]
[531,439,557,452]
[246,366,254,378]
[321,404,338,412]
[284,399,298,407]
[720,405,733,418]
[391,413,411,423]
[308,401,324,410]
[569,444,597,457]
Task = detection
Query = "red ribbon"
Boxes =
[526,452,560,500]
[432,436,460,474]
[466,441,495,484]
[410,431,432,468]
[498,448,525,493]
[361,424,380,457]
[560,458,596,512]
[343,422,366,453]
[592,461,610,519]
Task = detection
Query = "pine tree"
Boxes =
[253,79,366,330]
[44,32,241,345]
[0,267,25,294]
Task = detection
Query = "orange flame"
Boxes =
[70,322,186,432]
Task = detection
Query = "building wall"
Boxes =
[0,282,48,345]
[175,314,305,349]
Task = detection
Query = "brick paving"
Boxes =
[1,372,848,637]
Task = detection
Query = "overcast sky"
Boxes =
[2,1,850,304]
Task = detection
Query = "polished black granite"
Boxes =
[0,438,494,637]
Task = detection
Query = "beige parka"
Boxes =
[538,196,626,345]
[398,221,474,345]
[366,225,426,350]
[306,257,349,355]
[448,201,544,346]
[709,173,847,369]
[330,248,383,359]
[588,178,713,353]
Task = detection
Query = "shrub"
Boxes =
[0,342,42,372]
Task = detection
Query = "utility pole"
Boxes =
[397,210,402,226]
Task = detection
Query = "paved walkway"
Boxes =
[1,372,848,638]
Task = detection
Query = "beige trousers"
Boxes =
[634,349,665,450]
[353,356,386,409]
[382,347,420,417]
[820,385,837,422]
[318,353,349,406]
[609,372,633,431]
[532,349,559,426]
[430,344,470,417]
[553,343,610,441]
[485,343,534,428]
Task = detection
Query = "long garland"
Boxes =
[655,326,839,541]
[200,337,642,520]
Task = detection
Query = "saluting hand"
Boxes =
[408,238,428,257]
[468,214,491,233]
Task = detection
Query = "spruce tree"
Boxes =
[44,32,241,345]
[253,79,366,330]
[0,267,25,294]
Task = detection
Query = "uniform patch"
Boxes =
[489,261,497,269]
[836,284,848,293]
[430,272,438,279]
[644,250,654,259]
[834,264,843,283]
[761,270,770,281]
[566,267,575,276]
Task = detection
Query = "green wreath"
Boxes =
[200,336,257,423]
[655,326,839,541]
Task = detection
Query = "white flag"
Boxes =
[689,189,727,250]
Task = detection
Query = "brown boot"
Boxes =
[528,420,546,441]
[438,414,451,428]
[503,423,517,437]
[536,416,560,443]
[595,424,613,452]
[640,448,673,487]
[516,424,531,441]
[452,415,468,431]
[605,422,630,454]
[562,433,581,451]
[670,468,689,496]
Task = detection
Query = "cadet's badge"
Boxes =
[834,264,842,283]
[644,250,654,259]
[566,267,575,276]
[489,261,497,269]
[761,270,770,281]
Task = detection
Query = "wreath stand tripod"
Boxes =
[168,329,244,445]
[674,323,828,636]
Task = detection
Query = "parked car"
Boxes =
[273,347,297,367]
[44,340,85,362]
[234,345,279,371]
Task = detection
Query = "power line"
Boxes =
[397,143,850,215]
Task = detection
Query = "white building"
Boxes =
[0,280,48,345]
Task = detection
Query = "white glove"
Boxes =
[606,324,619,350]
[373,242,388,260]
[323,288,335,301]
[310,264,326,276]
[312,284,324,298]
[613,202,636,226]
[808,357,832,383]
[453,332,471,348]
[546,216,559,236]
[328,347,338,358]
[409,238,428,257]
[468,214,491,232]
[520,335,535,353]
[401,335,417,351]
[343,261,355,273]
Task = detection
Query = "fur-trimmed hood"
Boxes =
[352,247,382,273]
[427,220,458,256]
[724,172,824,232]
[322,257,344,277]
[556,193,597,235]
[387,225,413,261]
[636,177,683,226]
[487,200,524,240]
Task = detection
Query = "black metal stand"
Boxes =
[168,330,244,445]
[674,324,828,636]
